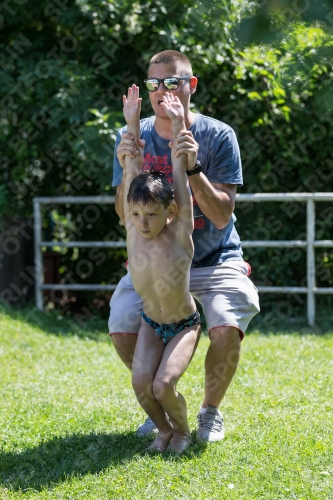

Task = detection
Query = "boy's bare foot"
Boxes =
[170,432,192,453]
[147,429,173,453]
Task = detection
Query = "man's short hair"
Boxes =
[148,50,192,76]
[127,171,174,208]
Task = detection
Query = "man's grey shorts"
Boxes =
[108,260,260,340]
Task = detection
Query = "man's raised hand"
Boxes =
[123,84,141,124]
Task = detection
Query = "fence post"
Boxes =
[33,199,44,311]
[306,199,315,326]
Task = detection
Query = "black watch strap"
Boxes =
[187,160,202,176]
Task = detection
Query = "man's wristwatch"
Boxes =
[187,160,202,176]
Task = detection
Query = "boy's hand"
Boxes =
[160,92,185,122]
[123,84,141,124]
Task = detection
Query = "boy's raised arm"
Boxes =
[160,93,193,232]
[122,85,143,226]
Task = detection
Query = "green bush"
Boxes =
[1,1,332,317]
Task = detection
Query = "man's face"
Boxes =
[146,62,195,119]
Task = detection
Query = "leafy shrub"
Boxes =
[1,1,332,317]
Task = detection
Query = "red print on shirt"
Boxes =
[194,218,205,230]
[143,152,173,180]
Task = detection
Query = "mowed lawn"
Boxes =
[0,308,332,500]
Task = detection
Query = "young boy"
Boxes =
[122,84,201,453]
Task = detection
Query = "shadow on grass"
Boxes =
[0,302,211,341]
[0,431,206,492]
[0,302,108,342]
[247,308,333,336]
[4,301,332,341]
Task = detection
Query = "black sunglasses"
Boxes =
[144,76,192,92]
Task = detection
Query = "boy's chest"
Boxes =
[128,238,191,288]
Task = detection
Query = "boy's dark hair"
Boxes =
[127,171,174,208]
[149,50,192,76]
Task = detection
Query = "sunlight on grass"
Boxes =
[0,308,332,499]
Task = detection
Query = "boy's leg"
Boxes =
[132,320,173,451]
[153,324,201,452]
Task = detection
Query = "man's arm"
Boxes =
[172,130,237,229]
[189,176,236,229]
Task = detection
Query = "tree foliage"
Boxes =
[1,0,332,317]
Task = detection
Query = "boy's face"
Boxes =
[129,201,176,239]
[147,62,196,119]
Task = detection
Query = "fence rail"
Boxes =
[33,193,333,326]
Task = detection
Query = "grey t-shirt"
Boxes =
[112,114,244,267]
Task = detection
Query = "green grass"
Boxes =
[0,307,332,499]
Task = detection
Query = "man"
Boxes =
[109,50,260,442]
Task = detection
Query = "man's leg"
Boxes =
[196,326,240,443]
[109,273,142,371]
[191,262,259,441]
[111,334,137,371]
[202,326,240,408]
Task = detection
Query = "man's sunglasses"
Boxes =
[144,76,192,92]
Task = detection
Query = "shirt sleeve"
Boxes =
[205,127,243,186]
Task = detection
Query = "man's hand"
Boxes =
[169,130,199,170]
[116,133,145,169]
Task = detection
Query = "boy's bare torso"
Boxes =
[123,86,196,325]
[127,219,194,324]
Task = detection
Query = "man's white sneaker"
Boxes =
[196,405,225,442]
[136,417,157,437]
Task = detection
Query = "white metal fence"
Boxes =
[33,193,333,326]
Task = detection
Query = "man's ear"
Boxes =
[189,76,198,93]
